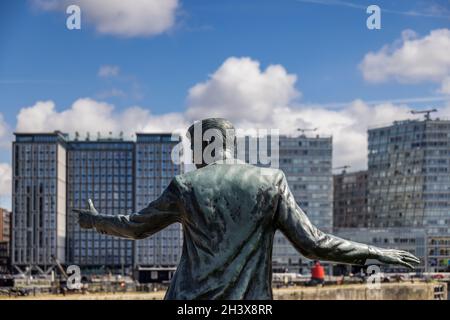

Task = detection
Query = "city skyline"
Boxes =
[335,116,450,272]
[5,114,450,274]
[0,0,450,210]
[11,131,181,273]
[9,129,333,274]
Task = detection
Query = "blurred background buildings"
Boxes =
[3,112,450,277]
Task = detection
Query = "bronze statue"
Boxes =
[74,118,420,300]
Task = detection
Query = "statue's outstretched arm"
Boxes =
[73,179,182,240]
[275,172,420,268]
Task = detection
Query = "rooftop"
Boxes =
[14,131,181,143]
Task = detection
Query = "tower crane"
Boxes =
[297,128,318,136]
[410,109,437,121]
[333,165,351,174]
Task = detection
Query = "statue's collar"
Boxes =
[199,149,247,166]
[210,158,246,166]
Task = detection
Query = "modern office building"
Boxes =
[335,116,450,272]
[368,118,450,229]
[333,170,368,229]
[12,131,181,273]
[0,241,9,273]
[66,137,135,270]
[12,132,67,272]
[0,208,11,273]
[336,227,427,271]
[366,117,450,271]
[134,133,182,269]
[275,135,333,272]
[0,208,11,242]
[241,133,333,272]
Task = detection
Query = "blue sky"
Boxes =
[1,0,448,119]
[0,0,449,207]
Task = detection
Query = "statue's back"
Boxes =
[167,162,282,299]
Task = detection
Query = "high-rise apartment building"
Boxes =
[274,135,333,271]
[134,133,182,268]
[66,138,135,269]
[366,118,450,271]
[336,117,450,272]
[12,132,181,272]
[241,134,333,272]
[0,208,11,242]
[0,208,11,273]
[13,130,334,274]
[368,118,450,230]
[12,132,67,270]
[333,170,368,229]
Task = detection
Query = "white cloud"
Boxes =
[0,163,12,200]
[32,0,179,37]
[16,98,188,138]
[14,57,450,170]
[0,113,10,149]
[269,101,414,169]
[17,99,116,133]
[440,77,450,95]
[186,57,443,170]
[98,65,120,78]
[360,29,450,90]
[0,114,11,207]
[0,114,8,137]
[187,57,300,125]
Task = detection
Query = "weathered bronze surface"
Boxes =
[74,118,420,300]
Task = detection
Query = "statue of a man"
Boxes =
[74,118,419,300]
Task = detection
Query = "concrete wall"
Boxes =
[3,283,446,300]
[274,282,447,300]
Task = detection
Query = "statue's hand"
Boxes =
[73,199,99,229]
[369,247,420,269]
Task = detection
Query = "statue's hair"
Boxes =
[187,118,236,151]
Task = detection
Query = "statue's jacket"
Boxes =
[91,160,370,300]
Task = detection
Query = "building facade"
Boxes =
[367,118,450,271]
[336,118,450,272]
[367,118,450,229]
[13,130,334,273]
[12,132,182,273]
[0,208,11,273]
[274,135,333,272]
[0,241,9,273]
[12,133,67,270]
[0,208,11,242]
[134,134,182,268]
[241,134,333,272]
[333,170,368,229]
[336,228,427,271]
[66,138,135,270]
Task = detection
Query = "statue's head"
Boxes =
[187,118,236,168]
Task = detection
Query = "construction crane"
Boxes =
[411,108,437,121]
[333,165,351,174]
[51,254,69,281]
[50,254,79,294]
[297,128,318,136]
